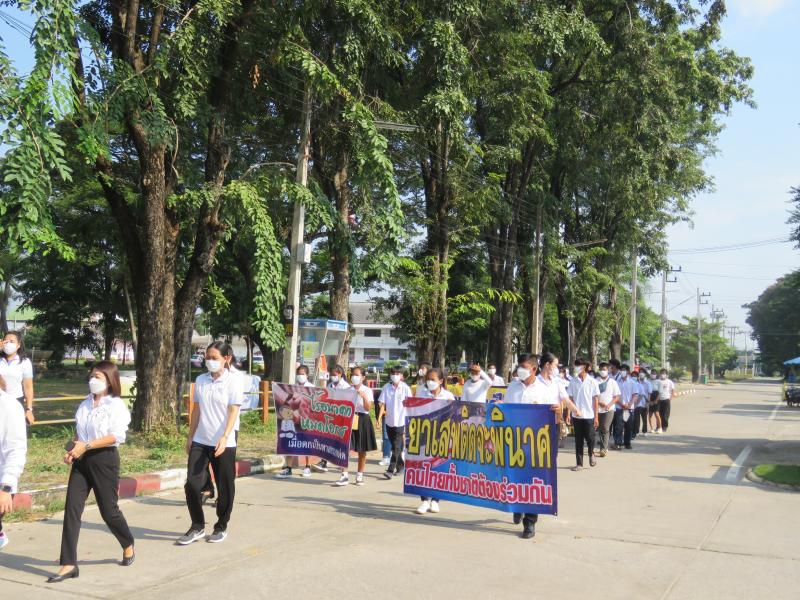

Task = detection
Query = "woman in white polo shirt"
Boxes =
[178,342,242,546]
[0,332,35,427]
[0,383,26,552]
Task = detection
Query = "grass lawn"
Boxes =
[752,464,800,486]
[21,412,278,491]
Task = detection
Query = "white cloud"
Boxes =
[730,0,791,19]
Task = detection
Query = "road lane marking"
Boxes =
[725,446,752,482]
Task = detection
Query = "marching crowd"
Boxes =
[0,335,678,582]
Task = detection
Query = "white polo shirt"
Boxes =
[378,381,412,428]
[504,377,544,404]
[0,355,33,399]
[568,376,600,419]
[597,376,621,413]
[0,394,26,493]
[658,378,675,400]
[618,377,639,409]
[489,374,505,386]
[461,370,494,403]
[193,369,243,448]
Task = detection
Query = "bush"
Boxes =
[239,410,270,434]
[670,366,687,382]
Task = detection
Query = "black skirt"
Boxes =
[350,412,377,452]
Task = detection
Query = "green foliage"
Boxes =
[668,317,737,380]
[745,271,800,373]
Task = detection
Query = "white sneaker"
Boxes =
[334,474,350,487]
[655,428,662,434]
[429,500,440,513]
[355,472,364,486]
[378,458,390,467]
[301,467,312,478]
[416,500,431,515]
[0,532,8,551]
[275,467,292,478]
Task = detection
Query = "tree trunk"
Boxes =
[103,312,115,360]
[608,285,622,360]
[0,280,11,333]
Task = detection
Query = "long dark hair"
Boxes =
[91,360,122,397]
[2,331,27,360]
[539,351,558,372]
[426,367,447,391]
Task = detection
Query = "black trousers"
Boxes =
[386,425,405,472]
[613,409,632,447]
[513,513,538,530]
[572,418,595,466]
[634,406,648,435]
[659,400,671,431]
[60,447,134,565]
[185,443,236,531]
[201,431,238,494]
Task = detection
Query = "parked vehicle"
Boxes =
[190,353,205,368]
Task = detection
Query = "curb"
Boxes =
[745,468,800,492]
[15,454,287,512]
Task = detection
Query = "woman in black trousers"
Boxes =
[48,361,134,583]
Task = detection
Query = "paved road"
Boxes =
[1,379,799,599]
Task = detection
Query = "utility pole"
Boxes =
[281,86,312,385]
[710,306,726,380]
[661,266,680,367]
[697,288,710,380]
[531,202,542,354]
[629,252,638,368]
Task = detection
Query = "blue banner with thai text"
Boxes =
[402,398,558,514]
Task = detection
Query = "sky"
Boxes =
[1,2,798,352]
[640,0,800,351]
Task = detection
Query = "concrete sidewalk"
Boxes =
[1,379,798,599]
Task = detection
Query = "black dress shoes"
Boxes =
[121,550,135,566]
[47,566,79,583]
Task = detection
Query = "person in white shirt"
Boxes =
[567,358,599,470]
[486,364,505,386]
[378,366,412,479]
[327,364,352,390]
[179,342,243,546]
[461,363,494,403]
[634,371,652,438]
[595,362,621,456]
[48,361,134,583]
[657,369,676,433]
[0,332,35,427]
[275,365,328,479]
[648,370,663,433]
[609,358,622,381]
[613,364,639,450]
[334,367,376,487]
[0,385,26,552]
[505,353,577,539]
[414,368,455,516]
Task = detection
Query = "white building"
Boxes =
[347,301,415,365]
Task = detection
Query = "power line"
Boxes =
[669,237,791,254]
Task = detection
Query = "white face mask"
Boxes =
[88,377,107,395]
[470,374,480,382]
[390,374,402,384]
[425,379,439,392]
[573,366,583,377]
[488,368,496,376]
[517,367,531,381]
[599,370,609,378]
[660,374,667,380]
[3,342,18,355]
[651,373,657,379]
[296,374,308,385]
[418,369,426,377]
[620,370,628,378]
[331,375,340,383]
[205,359,223,373]
[351,375,362,386]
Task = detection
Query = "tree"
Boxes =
[745,271,800,374]
[668,317,736,382]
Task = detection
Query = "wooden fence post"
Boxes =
[261,380,270,425]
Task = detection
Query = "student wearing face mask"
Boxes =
[487,364,505,386]
[0,332,35,429]
[461,363,494,403]
[634,370,651,438]
[0,371,27,553]
[612,364,638,450]
[48,361,134,583]
[334,367,375,487]
[415,362,432,393]
[178,342,242,546]
[657,369,675,433]
[595,362,621,456]
[276,365,325,479]
[648,370,663,433]
[327,364,351,390]
[378,367,412,479]
[567,358,599,470]
[414,368,455,515]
